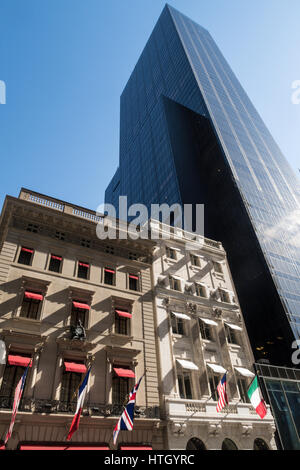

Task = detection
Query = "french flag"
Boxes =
[66,367,91,441]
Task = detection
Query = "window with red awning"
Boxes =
[18,247,34,266]
[104,267,115,286]
[129,274,139,280]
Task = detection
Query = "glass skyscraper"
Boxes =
[105,4,300,367]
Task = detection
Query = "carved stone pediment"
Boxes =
[56,336,94,353]
[1,329,47,353]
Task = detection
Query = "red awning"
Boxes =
[8,355,32,367]
[115,309,132,319]
[0,445,6,450]
[113,368,135,378]
[64,362,87,374]
[24,291,43,301]
[105,268,115,274]
[73,301,90,310]
[51,255,62,261]
[21,247,34,253]
[120,447,152,450]
[19,445,110,450]
[79,262,89,268]
[129,274,139,280]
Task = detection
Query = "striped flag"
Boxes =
[113,374,144,446]
[66,367,91,441]
[216,372,228,412]
[247,375,267,419]
[4,360,32,445]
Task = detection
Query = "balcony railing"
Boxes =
[165,397,272,420]
[19,188,105,224]
[0,396,160,419]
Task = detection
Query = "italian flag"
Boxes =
[247,376,267,419]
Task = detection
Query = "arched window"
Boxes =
[222,438,238,450]
[186,438,206,450]
[253,438,269,450]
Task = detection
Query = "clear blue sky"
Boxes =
[0,0,299,211]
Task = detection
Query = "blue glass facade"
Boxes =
[105,4,300,365]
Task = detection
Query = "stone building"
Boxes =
[0,189,162,450]
[151,220,276,450]
[0,189,276,450]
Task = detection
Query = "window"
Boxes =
[237,377,250,403]
[104,268,115,285]
[225,324,239,345]
[0,354,32,409]
[171,313,185,335]
[199,319,213,341]
[18,247,34,266]
[219,289,231,303]
[105,245,114,255]
[112,367,133,405]
[169,276,181,291]
[166,247,176,260]
[115,309,131,336]
[77,261,89,280]
[70,302,89,328]
[49,254,62,273]
[190,254,201,267]
[20,291,43,320]
[213,261,223,274]
[129,252,138,261]
[195,284,207,298]
[177,371,193,399]
[208,373,220,401]
[80,238,90,248]
[26,223,38,233]
[222,439,238,450]
[55,231,65,241]
[129,274,139,291]
[60,368,83,409]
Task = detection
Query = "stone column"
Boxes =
[52,352,63,401]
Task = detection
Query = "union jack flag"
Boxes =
[4,360,32,445]
[113,374,144,446]
[216,372,228,412]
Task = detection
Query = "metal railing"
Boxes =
[0,396,160,419]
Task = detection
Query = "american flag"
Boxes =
[216,372,228,412]
[113,374,144,446]
[4,360,32,445]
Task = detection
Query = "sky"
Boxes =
[0,0,299,211]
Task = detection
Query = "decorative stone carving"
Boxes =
[213,308,222,318]
[240,423,253,436]
[208,422,222,436]
[172,422,187,435]
[70,320,86,341]
[187,303,197,314]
